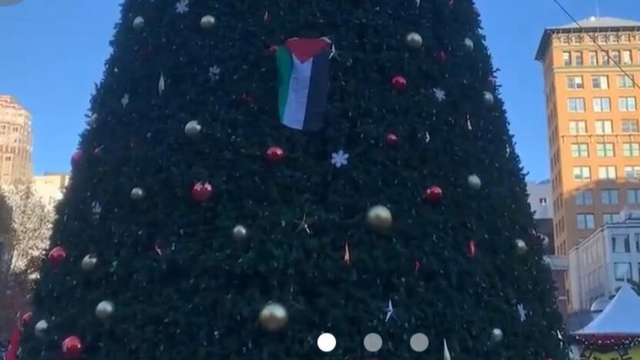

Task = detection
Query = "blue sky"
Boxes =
[0,0,638,180]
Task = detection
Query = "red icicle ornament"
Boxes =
[468,240,476,258]
[20,312,32,327]
[191,181,213,202]
[48,246,67,268]
[385,133,398,147]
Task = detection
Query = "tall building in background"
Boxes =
[536,17,640,313]
[33,172,70,207]
[527,181,568,318]
[0,96,32,184]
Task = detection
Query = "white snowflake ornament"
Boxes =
[175,0,189,13]
[517,303,527,321]
[121,94,129,108]
[331,150,349,168]
[433,88,446,102]
[208,66,221,82]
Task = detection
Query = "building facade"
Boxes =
[0,96,32,185]
[536,17,640,312]
[33,173,69,207]
[568,207,640,312]
[528,181,569,318]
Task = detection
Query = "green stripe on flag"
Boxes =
[276,46,293,122]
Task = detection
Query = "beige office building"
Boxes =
[33,173,70,207]
[0,96,32,185]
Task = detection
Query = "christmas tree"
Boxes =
[19,0,566,360]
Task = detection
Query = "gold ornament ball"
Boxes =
[464,37,474,51]
[515,239,528,254]
[200,15,216,29]
[184,120,202,139]
[95,300,115,321]
[259,302,288,331]
[366,205,393,231]
[232,225,248,240]
[467,174,482,190]
[483,91,494,105]
[132,16,145,30]
[490,328,503,343]
[131,187,145,201]
[34,320,48,338]
[81,254,98,271]
[406,32,423,49]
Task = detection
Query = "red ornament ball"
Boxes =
[265,146,285,163]
[192,181,213,202]
[21,312,32,326]
[391,76,407,91]
[438,51,447,61]
[423,186,443,204]
[71,151,83,167]
[385,133,398,146]
[61,336,82,360]
[48,246,67,268]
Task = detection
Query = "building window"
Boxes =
[622,119,639,133]
[596,143,615,157]
[569,120,587,134]
[598,166,617,179]
[610,35,619,44]
[602,51,610,65]
[539,197,548,206]
[623,50,633,64]
[575,52,584,66]
[3,156,10,162]
[577,213,596,229]
[589,51,598,65]
[625,166,640,179]
[592,75,609,89]
[612,235,630,252]
[636,234,640,251]
[574,166,591,182]
[593,97,611,112]
[601,189,619,205]
[622,34,631,43]
[571,143,589,157]
[567,76,584,90]
[604,213,622,224]
[618,75,635,89]
[572,35,583,44]
[611,50,621,64]
[614,263,632,281]
[629,189,640,204]
[576,190,594,205]
[619,97,637,111]
[563,51,572,65]
[595,120,613,134]
[598,34,607,44]
[623,143,640,157]
[568,98,586,112]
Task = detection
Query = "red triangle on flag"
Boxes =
[285,38,331,63]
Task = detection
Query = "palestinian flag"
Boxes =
[276,37,332,132]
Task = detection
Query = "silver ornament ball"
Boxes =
[184,120,202,139]
[467,174,481,190]
[406,32,423,49]
[515,239,528,255]
[34,320,48,338]
[81,254,98,271]
[95,300,115,320]
[490,328,503,343]
[464,37,474,50]
[131,187,145,201]
[200,15,216,29]
[483,91,494,105]
[366,205,393,231]
[132,16,145,30]
[233,225,248,240]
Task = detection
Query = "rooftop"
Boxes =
[535,16,640,61]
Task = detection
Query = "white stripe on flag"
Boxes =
[282,56,313,130]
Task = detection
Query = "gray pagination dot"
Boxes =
[363,333,383,352]
[410,333,429,352]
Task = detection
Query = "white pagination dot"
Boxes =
[317,333,337,352]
